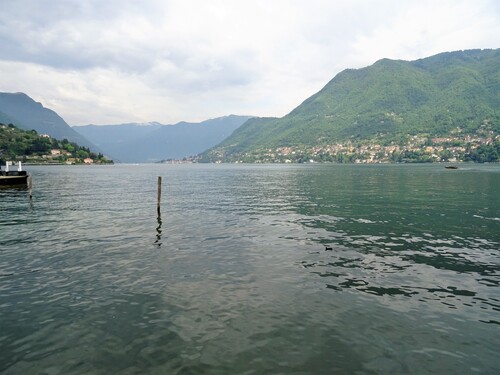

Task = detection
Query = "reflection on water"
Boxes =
[296,222,499,313]
[278,165,500,326]
[0,164,499,374]
[155,210,163,247]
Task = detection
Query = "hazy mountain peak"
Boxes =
[73,115,253,162]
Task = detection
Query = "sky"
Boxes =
[0,0,499,126]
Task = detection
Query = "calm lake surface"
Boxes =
[1,163,499,374]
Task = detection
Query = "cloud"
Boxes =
[0,0,498,125]
[348,0,500,65]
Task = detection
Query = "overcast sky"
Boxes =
[0,0,499,125]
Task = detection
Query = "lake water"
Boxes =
[1,163,499,374]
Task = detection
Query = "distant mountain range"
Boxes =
[0,92,251,162]
[73,115,252,162]
[203,49,499,160]
[3,49,498,164]
[0,92,99,152]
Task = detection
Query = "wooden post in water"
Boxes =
[155,176,162,246]
[157,176,162,214]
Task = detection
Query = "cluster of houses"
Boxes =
[285,134,497,163]
[35,148,94,165]
[209,132,498,163]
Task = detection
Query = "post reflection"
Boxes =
[155,208,162,247]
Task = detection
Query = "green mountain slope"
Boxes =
[0,124,111,164]
[0,92,101,152]
[204,49,499,161]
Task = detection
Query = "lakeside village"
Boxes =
[0,124,112,165]
[194,127,499,164]
[28,146,112,165]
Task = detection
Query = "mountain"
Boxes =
[0,109,21,126]
[0,124,111,165]
[72,122,163,160]
[0,92,100,151]
[203,49,499,160]
[73,115,252,162]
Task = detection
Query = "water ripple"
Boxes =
[1,164,499,374]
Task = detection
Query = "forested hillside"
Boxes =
[0,124,111,164]
[203,49,499,163]
[0,92,100,151]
